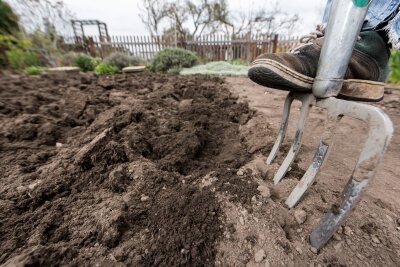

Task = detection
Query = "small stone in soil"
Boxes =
[371,235,380,244]
[294,210,307,224]
[140,195,150,202]
[254,249,266,263]
[310,247,318,254]
[334,241,343,252]
[257,185,271,198]
[237,169,244,176]
[333,233,342,241]
[337,226,343,234]
[344,226,352,236]
[239,216,245,225]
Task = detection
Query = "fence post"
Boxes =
[272,34,279,53]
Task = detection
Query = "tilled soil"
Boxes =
[0,72,261,266]
[0,72,399,267]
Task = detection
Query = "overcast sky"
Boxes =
[62,0,327,36]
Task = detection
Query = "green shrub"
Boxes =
[151,48,199,73]
[73,54,97,72]
[6,48,39,70]
[129,55,145,67]
[388,50,400,84]
[95,63,118,75]
[0,0,20,35]
[167,67,182,74]
[104,52,129,70]
[61,52,80,66]
[24,66,45,75]
[104,52,145,70]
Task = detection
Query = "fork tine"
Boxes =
[266,92,294,165]
[286,113,341,208]
[286,141,329,208]
[309,97,393,250]
[273,94,314,184]
[310,178,368,250]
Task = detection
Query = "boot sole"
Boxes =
[249,59,384,102]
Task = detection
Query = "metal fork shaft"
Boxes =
[313,0,371,98]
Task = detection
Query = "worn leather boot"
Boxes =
[248,31,390,101]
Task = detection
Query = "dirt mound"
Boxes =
[0,73,261,266]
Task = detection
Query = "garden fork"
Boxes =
[266,0,394,250]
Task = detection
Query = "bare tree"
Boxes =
[214,1,300,37]
[139,0,299,38]
[139,0,228,37]
[186,0,214,35]
[172,0,222,36]
[139,0,168,36]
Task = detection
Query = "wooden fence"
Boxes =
[61,34,301,63]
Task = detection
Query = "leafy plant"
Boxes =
[0,0,19,34]
[24,66,45,75]
[61,52,80,66]
[6,48,39,70]
[151,48,199,73]
[104,52,129,70]
[73,54,97,72]
[104,52,145,70]
[388,50,400,84]
[167,67,182,74]
[129,55,145,67]
[95,63,119,75]
[29,30,60,67]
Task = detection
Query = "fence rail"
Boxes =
[61,34,301,63]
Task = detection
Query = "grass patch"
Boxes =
[180,61,249,76]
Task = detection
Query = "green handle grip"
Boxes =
[353,0,371,8]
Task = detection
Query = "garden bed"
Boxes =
[0,73,399,266]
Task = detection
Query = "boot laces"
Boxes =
[290,25,325,54]
[290,25,362,54]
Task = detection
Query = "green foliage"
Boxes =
[61,52,80,66]
[95,63,119,75]
[0,34,18,48]
[104,52,145,70]
[6,48,39,70]
[29,30,60,66]
[73,54,97,72]
[0,34,16,67]
[388,50,400,84]
[0,0,19,34]
[228,59,248,66]
[24,66,45,75]
[104,52,130,70]
[129,55,145,67]
[151,48,199,73]
[167,67,182,74]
